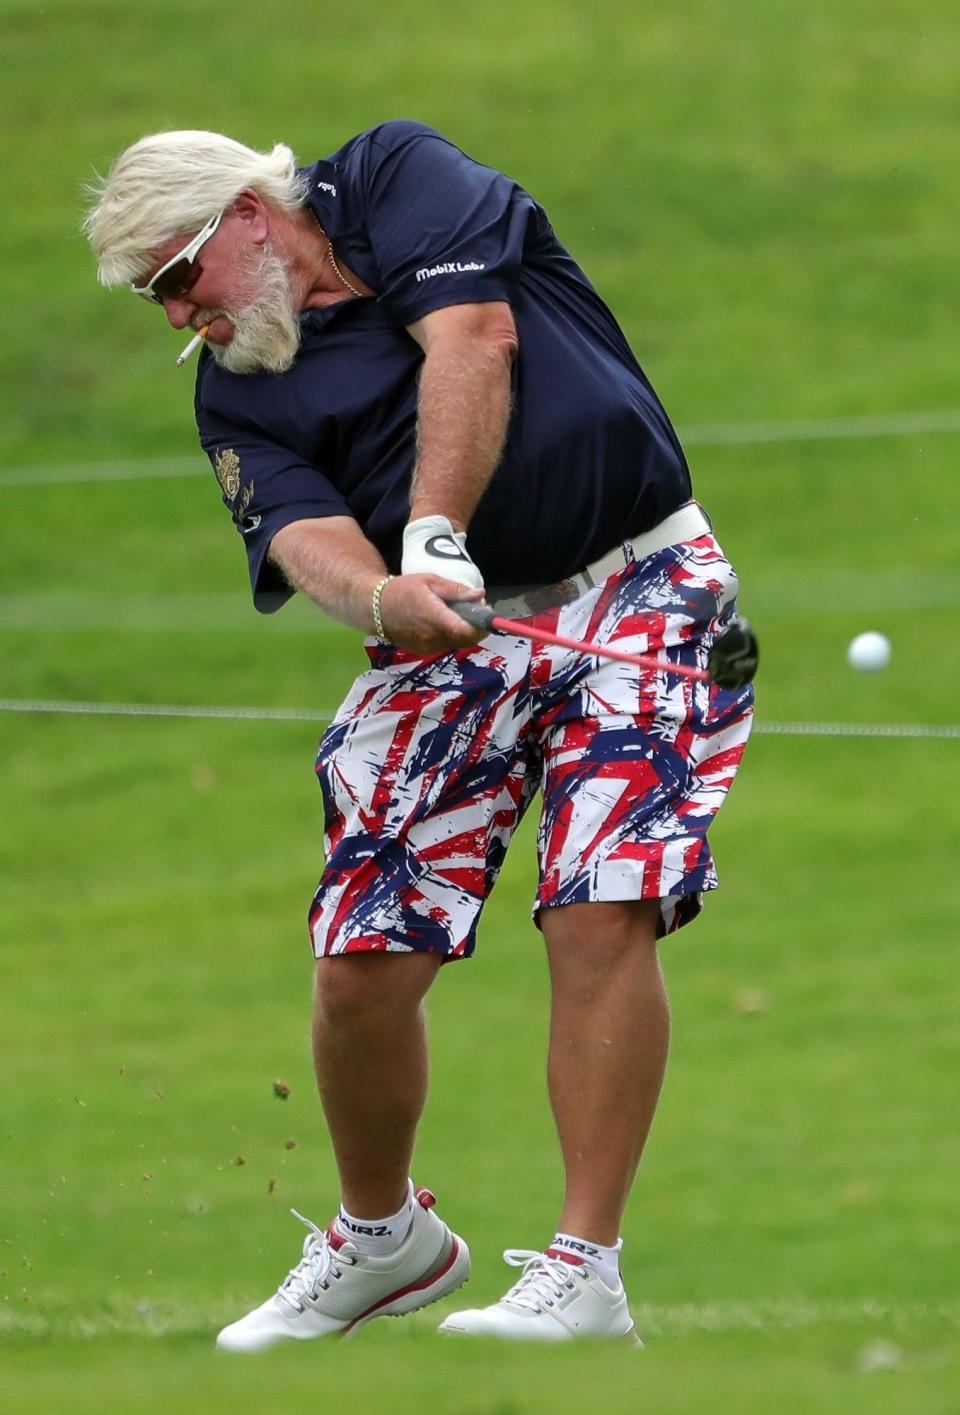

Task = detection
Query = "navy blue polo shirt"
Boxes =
[195,119,691,612]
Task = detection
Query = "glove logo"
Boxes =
[424,535,470,562]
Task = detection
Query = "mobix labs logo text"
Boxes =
[415,260,486,283]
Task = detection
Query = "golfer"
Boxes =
[85,120,753,1350]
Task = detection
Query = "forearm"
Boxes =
[408,329,516,531]
[268,513,486,654]
[268,516,389,632]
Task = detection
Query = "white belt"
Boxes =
[488,501,712,618]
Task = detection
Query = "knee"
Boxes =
[544,899,661,957]
[314,952,439,1025]
[544,903,665,1012]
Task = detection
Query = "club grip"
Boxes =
[450,599,496,632]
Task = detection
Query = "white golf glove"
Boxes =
[401,515,485,589]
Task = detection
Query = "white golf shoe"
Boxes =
[438,1246,642,1345]
[216,1187,470,1352]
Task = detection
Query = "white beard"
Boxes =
[210,242,302,375]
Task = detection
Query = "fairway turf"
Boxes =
[3,0,960,1409]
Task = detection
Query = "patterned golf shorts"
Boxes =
[309,532,754,960]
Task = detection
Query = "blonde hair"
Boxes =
[83,130,309,286]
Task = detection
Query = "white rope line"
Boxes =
[682,408,960,446]
[3,568,958,633]
[2,698,958,739]
[756,719,960,740]
[0,456,206,487]
[4,409,960,486]
[0,697,326,723]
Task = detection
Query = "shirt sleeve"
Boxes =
[197,400,353,614]
[361,122,534,326]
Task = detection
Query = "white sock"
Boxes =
[335,1179,416,1255]
[548,1231,623,1290]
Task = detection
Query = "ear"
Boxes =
[229,188,270,246]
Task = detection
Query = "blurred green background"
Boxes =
[2,0,958,1410]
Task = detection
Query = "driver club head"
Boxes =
[708,617,759,690]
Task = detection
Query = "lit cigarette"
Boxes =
[176,324,210,366]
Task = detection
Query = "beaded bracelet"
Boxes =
[372,574,395,639]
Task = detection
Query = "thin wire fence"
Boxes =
[3,408,960,486]
[5,409,955,743]
[2,697,957,739]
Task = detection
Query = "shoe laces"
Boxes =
[499,1249,585,1313]
[276,1209,355,1312]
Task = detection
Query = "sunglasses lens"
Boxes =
[150,257,200,303]
[134,212,221,303]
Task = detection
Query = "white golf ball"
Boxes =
[847,631,891,672]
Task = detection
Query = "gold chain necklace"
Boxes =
[308,207,366,298]
[327,243,366,298]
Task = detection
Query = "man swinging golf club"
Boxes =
[84,119,755,1350]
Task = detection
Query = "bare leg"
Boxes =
[312,952,443,1216]
[540,899,670,1246]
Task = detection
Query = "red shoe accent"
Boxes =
[326,1224,348,1251]
[415,1187,437,1210]
[545,1246,585,1265]
[339,1236,462,1337]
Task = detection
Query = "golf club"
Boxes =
[450,600,759,690]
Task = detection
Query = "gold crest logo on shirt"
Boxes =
[214,448,241,500]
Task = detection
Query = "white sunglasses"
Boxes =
[132,211,223,305]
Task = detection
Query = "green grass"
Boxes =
[4,1322,958,1415]
[3,0,960,1409]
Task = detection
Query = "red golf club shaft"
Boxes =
[487,612,709,681]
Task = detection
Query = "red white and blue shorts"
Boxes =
[309,531,753,960]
